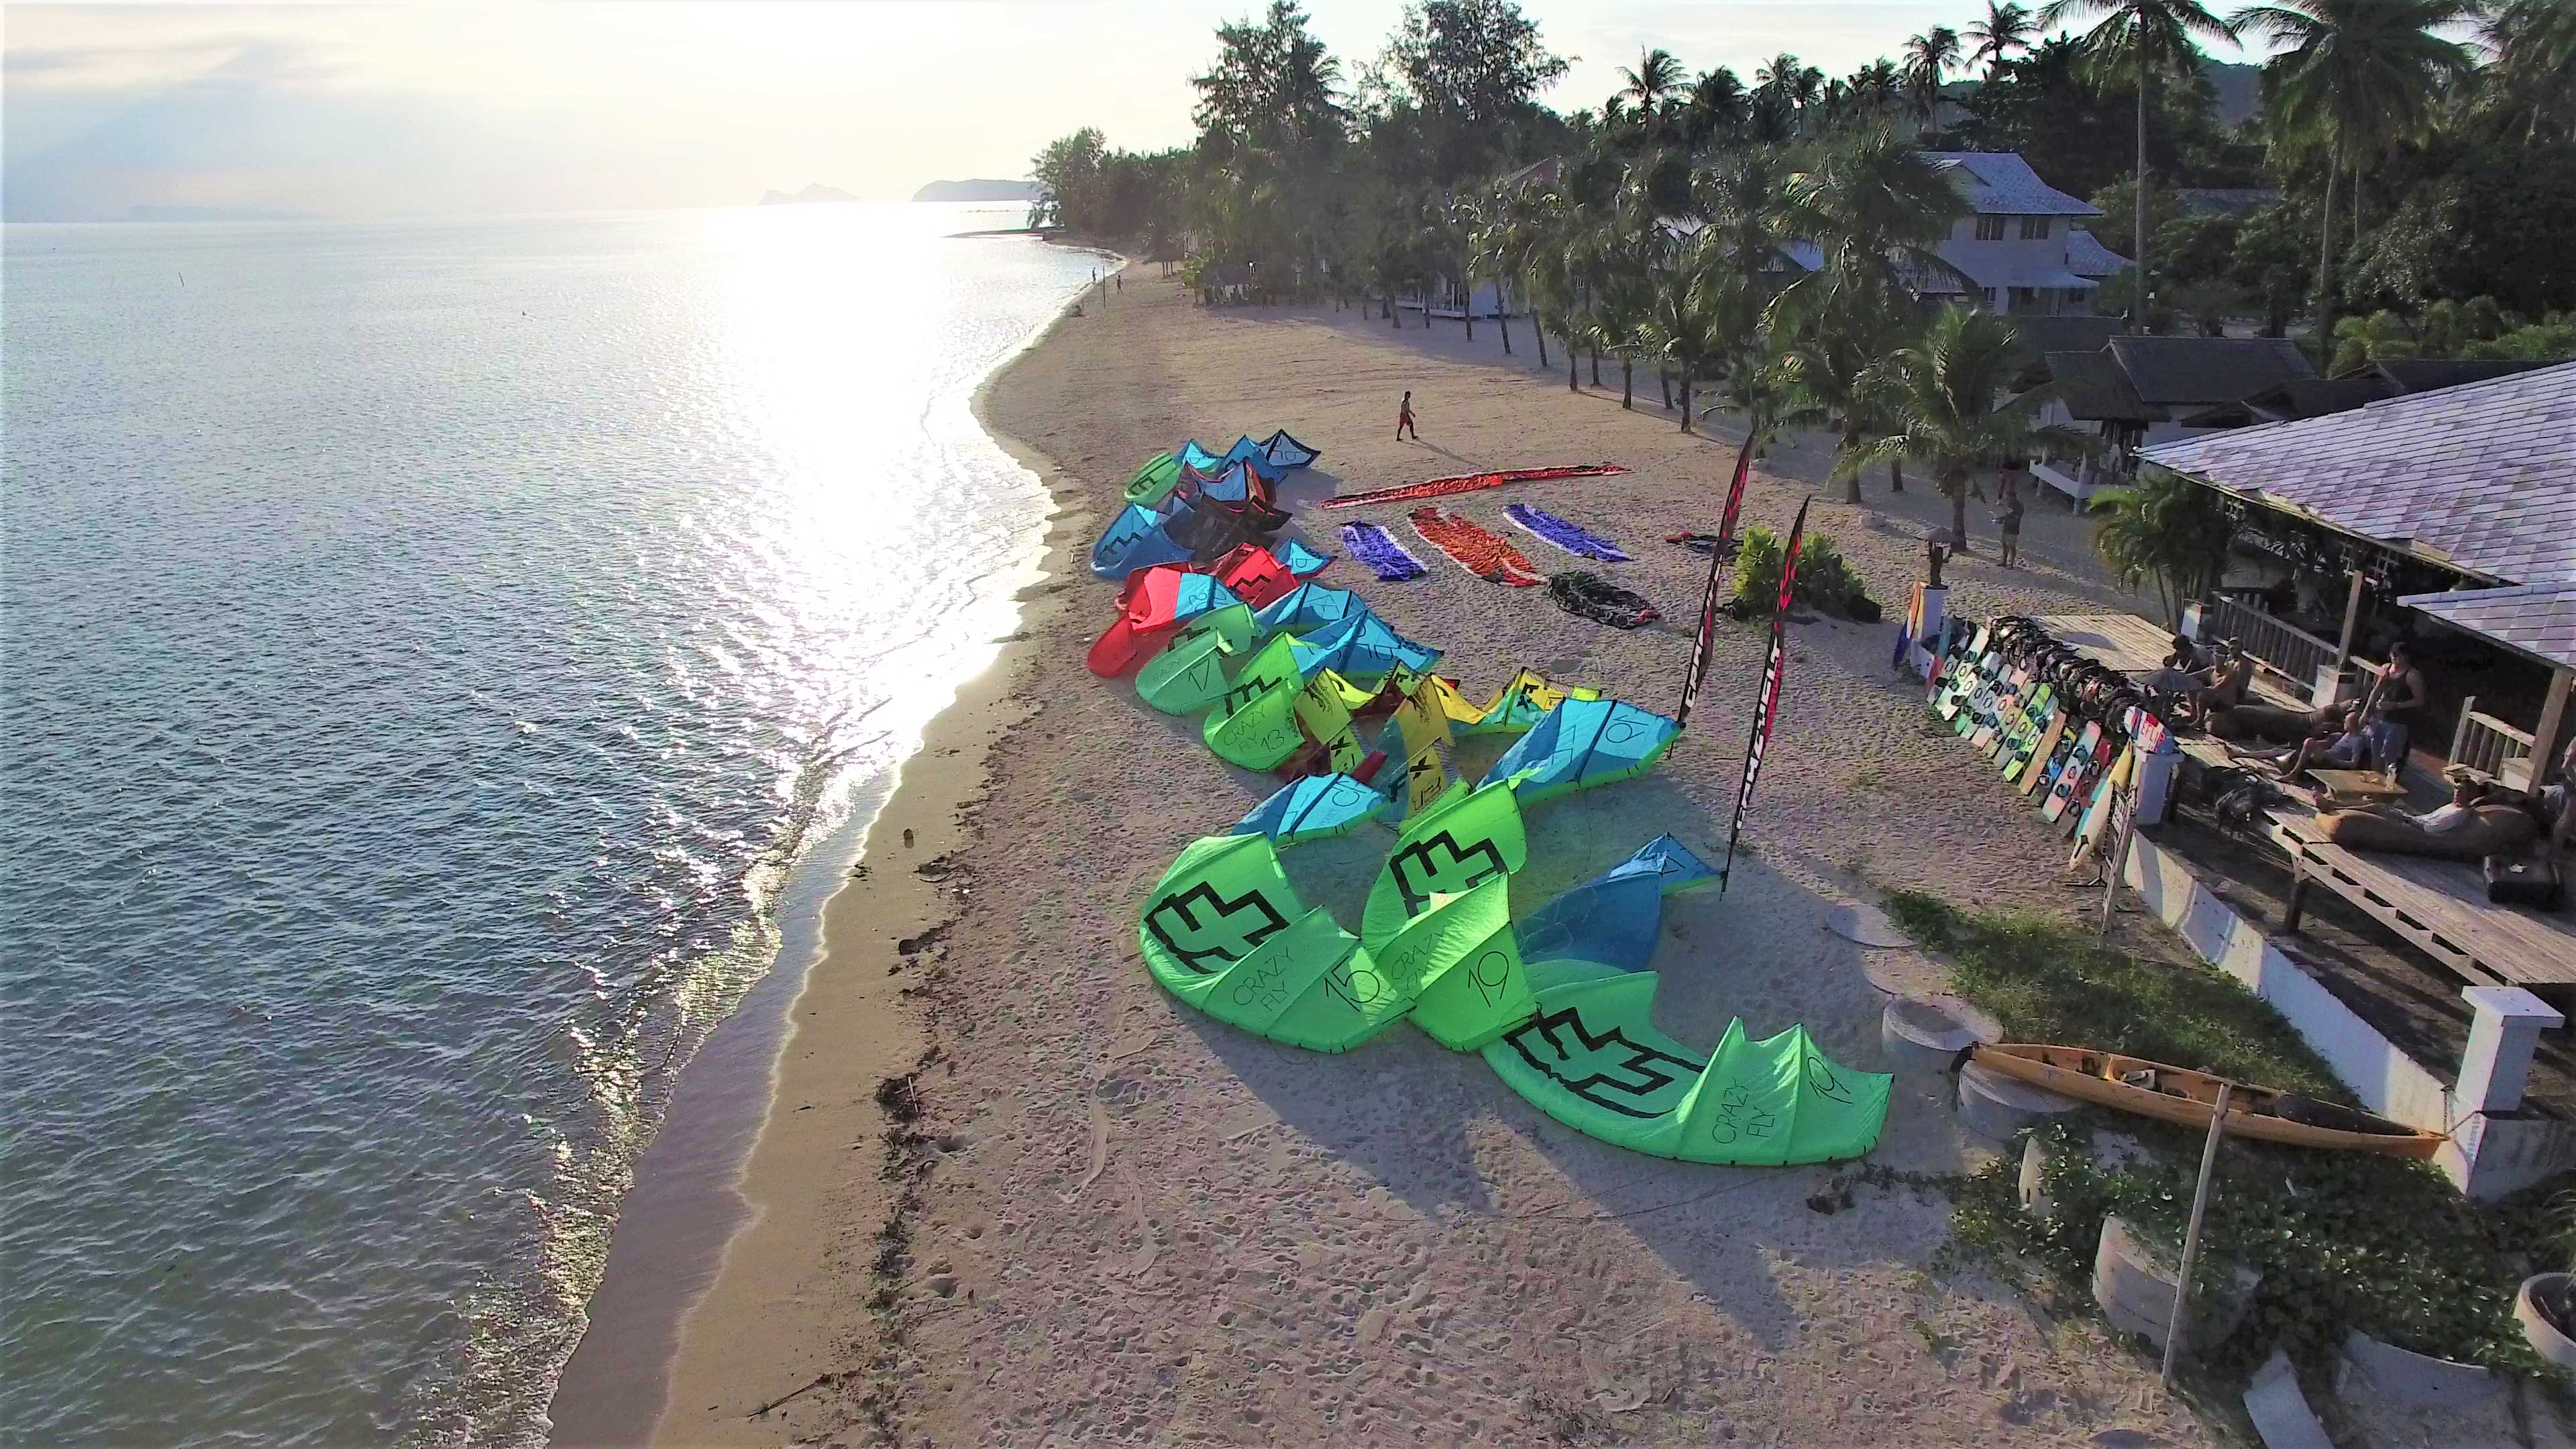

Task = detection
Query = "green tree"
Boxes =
[2237,0,2473,346]
[1847,308,2086,549]
[2088,469,2239,625]
[1966,2,2037,79]
[2035,0,2240,323]
[1902,27,1964,133]
[1384,0,1568,183]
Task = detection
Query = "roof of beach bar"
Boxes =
[2141,361,2576,588]
[2397,582,2576,672]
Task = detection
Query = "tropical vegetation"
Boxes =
[1022,0,2569,524]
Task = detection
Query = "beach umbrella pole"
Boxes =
[2161,1081,2232,1387]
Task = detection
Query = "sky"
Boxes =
[1,2,2269,222]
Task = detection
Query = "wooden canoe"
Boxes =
[1970,1044,2446,1160]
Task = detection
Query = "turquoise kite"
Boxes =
[1514,835,1715,975]
[1481,697,1680,803]
[1254,582,1371,637]
[1179,439,1226,474]
[1275,539,1332,577]
[1091,503,1195,579]
[1289,612,1441,687]
[1232,773,1389,846]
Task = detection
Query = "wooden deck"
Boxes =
[2035,612,2308,770]
[2270,810,2576,993]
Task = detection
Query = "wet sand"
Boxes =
[635,268,2212,1447]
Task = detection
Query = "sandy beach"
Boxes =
[641,265,2222,1448]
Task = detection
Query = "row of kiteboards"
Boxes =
[1928,620,2165,855]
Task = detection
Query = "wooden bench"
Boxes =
[2270,814,2576,995]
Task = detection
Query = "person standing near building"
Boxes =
[1395,390,1418,441]
[2364,641,2427,776]
[1996,486,2025,570]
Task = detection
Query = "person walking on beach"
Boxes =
[1395,390,1418,441]
[1996,486,2025,570]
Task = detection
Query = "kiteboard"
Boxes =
[2001,685,2055,780]
[2019,709,2069,796]
[2041,722,2102,821]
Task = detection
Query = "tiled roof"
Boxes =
[2398,582,2576,671]
[2063,229,2130,277]
[2007,315,2129,358]
[2045,350,2159,423]
[2107,335,2315,407]
[2373,358,2563,394]
[1923,152,2102,217]
[2143,362,2576,586]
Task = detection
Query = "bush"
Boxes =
[1733,528,1878,620]
[1731,526,1786,615]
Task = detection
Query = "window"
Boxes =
[1974,215,2007,241]
[1984,287,1999,307]
[2021,216,2052,239]
[2009,286,2039,310]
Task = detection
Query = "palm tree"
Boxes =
[1967,3,2037,78]
[2036,0,2241,325]
[2235,0,2473,351]
[1902,27,1964,133]
[1847,307,2087,548]
[1682,68,1748,148]
[2088,470,2237,624]
[2485,0,2576,143]
[1467,194,1517,356]
[1621,47,1682,117]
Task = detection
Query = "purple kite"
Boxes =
[1338,521,1429,582]
[1502,504,1631,563]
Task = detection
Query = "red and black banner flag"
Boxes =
[1722,495,1810,892]
[1674,437,1756,731]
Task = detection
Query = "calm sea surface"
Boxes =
[1,205,1098,1445]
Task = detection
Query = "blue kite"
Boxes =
[1254,582,1373,637]
[1515,835,1717,975]
[1481,697,1680,803]
[1091,503,1195,578]
[1230,773,1391,847]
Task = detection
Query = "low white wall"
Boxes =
[2120,829,2571,1197]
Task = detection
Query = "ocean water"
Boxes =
[0,205,1099,1445]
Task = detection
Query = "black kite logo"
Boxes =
[1144,882,1289,975]
[1385,828,1508,914]
[1501,1006,1705,1118]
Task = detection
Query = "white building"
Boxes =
[1920,152,2129,316]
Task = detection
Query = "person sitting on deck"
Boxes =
[2271,705,2375,780]
[2180,641,2253,725]
[2145,633,2212,698]
[2403,766,2491,836]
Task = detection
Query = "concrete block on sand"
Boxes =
[2092,1214,2259,1351]
[1957,1058,2078,1142]
[2242,1348,2333,1449]
[2336,1330,2502,1412]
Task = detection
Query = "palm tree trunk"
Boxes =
[2314,162,2339,350]
[1533,286,1551,368]
[1498,292,1513,355]
[2133,69,2149,327]
[1461,276,1474,340]
[1389,290,1401,329]
[1950,479,1970,550]
[1621,358,1634,409]
[1679,372,1694,432]
[1660,370,1672,408]
[1890,460,1905,493]
[1589,350,1602,386]
[1568,345,1579,392]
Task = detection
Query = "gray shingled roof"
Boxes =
[2399,582,2576,671]
[1923,152,2102,217]
[2045,350,2159,422]
[2107,335,2316,407]
[2144,362,2576,586]
[2063,229,2130,277]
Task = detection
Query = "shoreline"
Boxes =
[557,286,1110,1447]
[621,263,2216,1447]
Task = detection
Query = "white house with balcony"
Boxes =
[1921,152,2128,316]
[1765,151,2130,317]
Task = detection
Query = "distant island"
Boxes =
[759,184,861,206]
[125,204,312,223]
[912,178,1044,204]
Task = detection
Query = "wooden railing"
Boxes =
[2202,595,2339,693]
[2449,697,2536,790]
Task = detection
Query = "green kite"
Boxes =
[1136,833,1410,1052]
